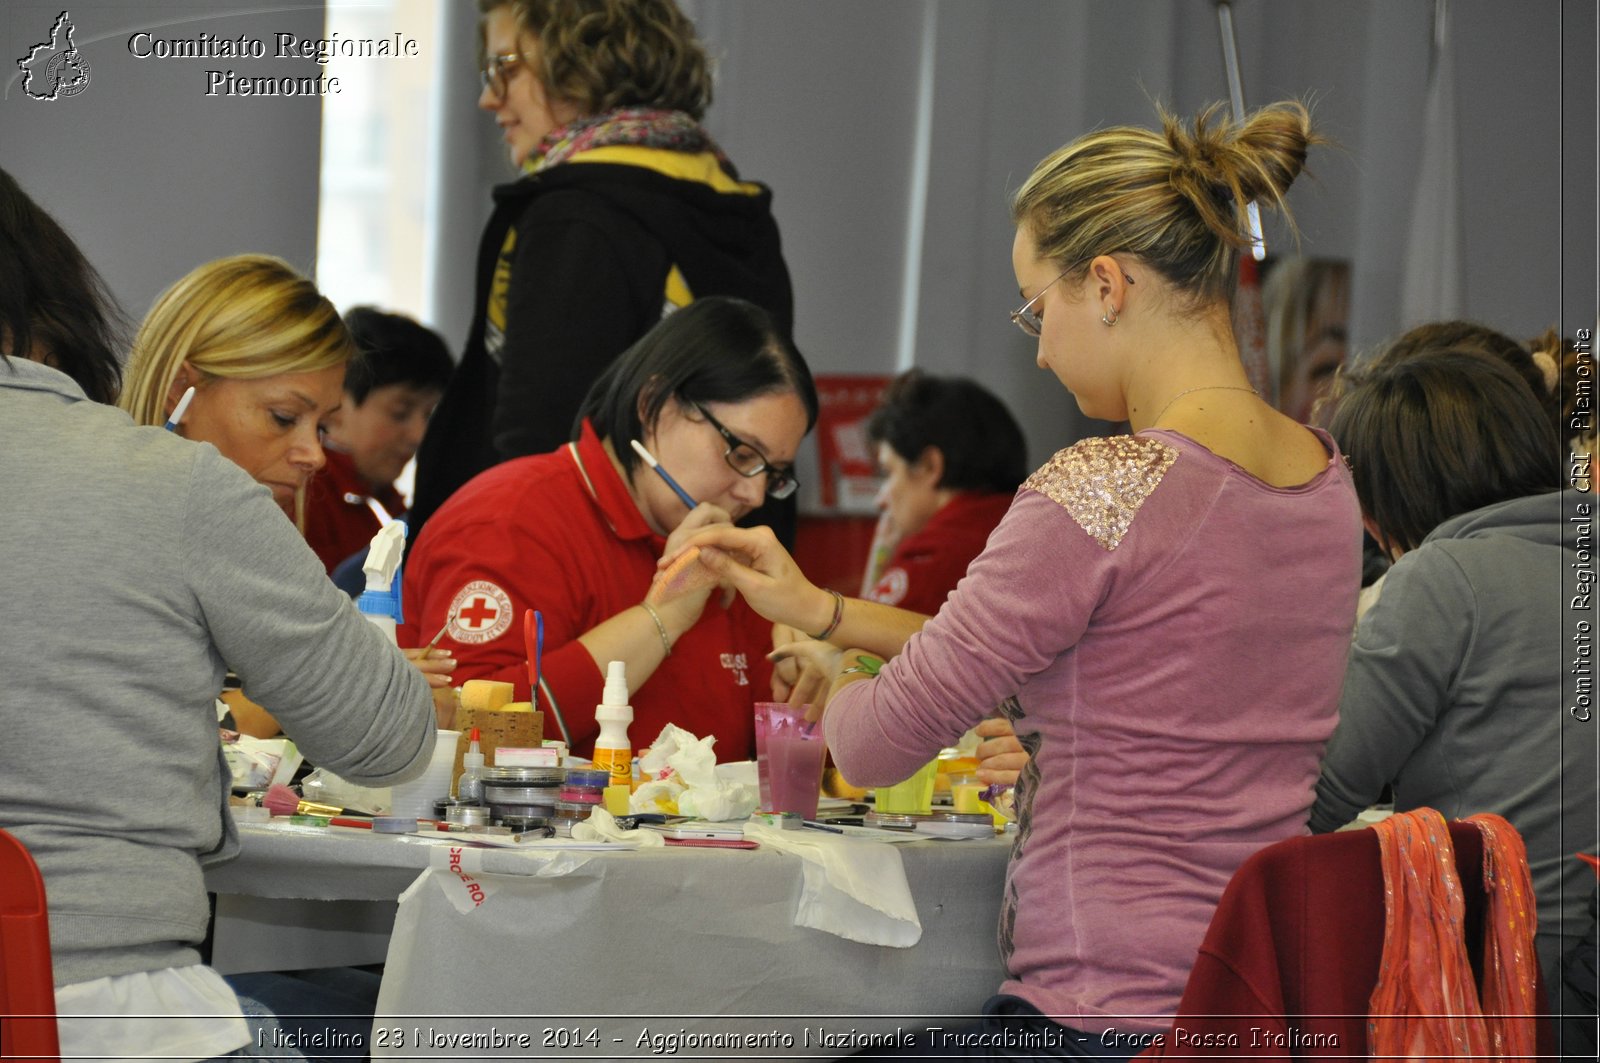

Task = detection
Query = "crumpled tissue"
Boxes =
[743,821,922,947]
[570,806,665,846]
[629,724,758,821]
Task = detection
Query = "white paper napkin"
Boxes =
[743,822,922,947]
[570,807,666,846]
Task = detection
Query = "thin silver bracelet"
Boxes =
[640,601,672,657]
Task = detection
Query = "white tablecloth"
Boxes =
[205,824,1011,1059]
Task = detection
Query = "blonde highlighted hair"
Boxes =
[481,0,712,120]
[1011,100,1320,308]
[119,254,353,428]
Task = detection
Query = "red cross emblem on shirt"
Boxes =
[445,580,514,645]
[458,597,499,629]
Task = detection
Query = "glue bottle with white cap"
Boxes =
[457,727,486,804]
[591,661,633,789]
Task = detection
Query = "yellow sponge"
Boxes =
[459,679,515,712]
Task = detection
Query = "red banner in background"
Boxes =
[812,375,891,513]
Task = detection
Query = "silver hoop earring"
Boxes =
[1101,306,1118,327]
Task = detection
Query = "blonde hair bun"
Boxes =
[1012,98,1320,306]
[1164,100,1317,248]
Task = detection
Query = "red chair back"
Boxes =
[0,828,59,1062]
[1137,820,1554,1059]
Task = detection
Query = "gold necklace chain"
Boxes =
[1152,384,1259,426]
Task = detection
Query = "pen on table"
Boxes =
[629,439,697,509]
[163,386,196,432]
[801,820,844,834]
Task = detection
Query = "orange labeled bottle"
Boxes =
[591,660,633,790]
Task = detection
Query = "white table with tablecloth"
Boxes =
[205,822,1011,1059]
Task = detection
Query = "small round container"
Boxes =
[555,799,599,817]
[489,802,555,820]
[564,767,610,789]
[550,816,583,838]
[444,804,490,828]
[480,765,565,788]
[915,811,994,839]
[864,811,921,832]
[483,784,561,805]
[558,786,604,805]
[496,814,550,832]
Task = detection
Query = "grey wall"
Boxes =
[5,0,1594,489]
[1,0,326,323]
[671,0,1594,480]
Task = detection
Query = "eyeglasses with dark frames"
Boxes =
[1009,264,1136,338]
[479,51,524,99]
[692,402,799,500]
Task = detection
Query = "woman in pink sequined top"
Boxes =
[684,100,1361,1058]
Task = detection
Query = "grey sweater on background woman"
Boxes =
[0,356,436,988]
[1310,490,1594,988]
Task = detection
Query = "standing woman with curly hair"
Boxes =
[683,100,1361,1056]
[409,0,794,549]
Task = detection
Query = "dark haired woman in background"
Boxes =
[0,167,126,403]
[409,0,793,552]
[400,297,815,759]
[863,369,1028,616]
[1313,347,1591,992]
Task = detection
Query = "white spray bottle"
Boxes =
[591,661,633,789]
[356,521,407,644]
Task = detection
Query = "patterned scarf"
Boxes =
[523,107,734,176]
[1368,808,1539,1061]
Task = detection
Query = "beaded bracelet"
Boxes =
[640,601,672,657]
[810,588,845,641]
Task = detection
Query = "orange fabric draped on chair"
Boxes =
[1368,809,1538,1061]
[1136,809,1551,1061]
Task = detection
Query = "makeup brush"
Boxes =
[261,783,345,819]
[423,620,450,654]
[629,439,698,509]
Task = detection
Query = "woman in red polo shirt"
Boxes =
[400,297,815,759]
[863,370,1028,615]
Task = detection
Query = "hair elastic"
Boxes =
[810,588,845,642]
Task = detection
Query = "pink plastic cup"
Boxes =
[753,702,826,819]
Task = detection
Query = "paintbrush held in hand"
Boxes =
[261,784,345,818]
